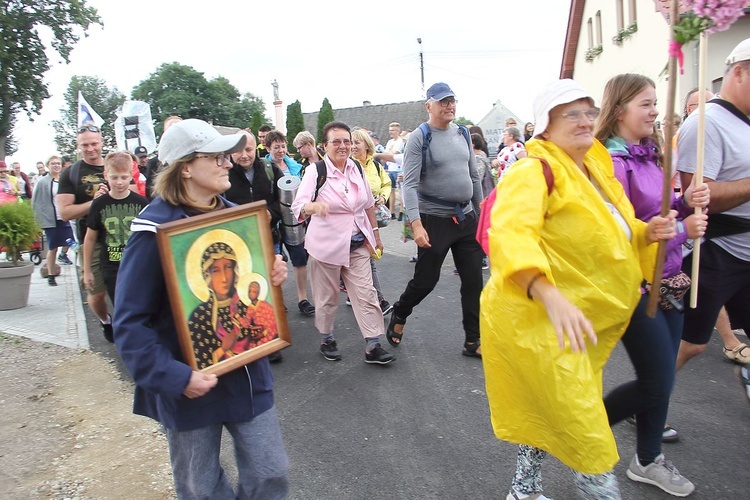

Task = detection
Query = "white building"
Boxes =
[561,0,750,120]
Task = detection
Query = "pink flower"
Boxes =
[685,0,745,34]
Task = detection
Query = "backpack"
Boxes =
[311,159,364,202]
[476,157,554,256]
[259,158,276,182]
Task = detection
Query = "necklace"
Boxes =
[343,168,350,194]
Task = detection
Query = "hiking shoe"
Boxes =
[738,365,750,404]
[101,314,114,343]
[482,257,489,270]
[365,345,395,365]
[320,340,342,361]
[506,489,553,500]
[298,299,315,316]
[626,454,695,497]
[48,275,57,286]
[345,296,351,306]
[57,253,73,265]
[627,415,678,443]
[380,300,394,316]
[662,425,679,443]
[268,351,283,363]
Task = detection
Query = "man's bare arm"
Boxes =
[681,172,750,214]
[57,193,92,221]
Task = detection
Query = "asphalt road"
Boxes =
[89,221,749,499]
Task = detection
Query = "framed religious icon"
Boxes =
[156,201,290,376]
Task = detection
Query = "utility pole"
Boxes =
[417,38,425,98]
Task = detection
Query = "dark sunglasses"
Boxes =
[78,125,100,134]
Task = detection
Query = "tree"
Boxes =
[51,76,125,157]
[455,116,473,126]
[131,62,267,138]
[0,0,102,159]
[285,101,304,156]
[316,98,335,144]
[249,111,264,138]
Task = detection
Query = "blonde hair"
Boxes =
[104,151,134,174]
[46,155,62,167]
[152,153,197,206]
[293,131,315,148]
[351,129,375,158]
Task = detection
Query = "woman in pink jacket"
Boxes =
[292,121,395,365]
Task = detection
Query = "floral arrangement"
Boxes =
[666,0,747,73]
[673,0,746,44]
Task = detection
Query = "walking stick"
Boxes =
[647,0,680,318]
[689,32,708,308]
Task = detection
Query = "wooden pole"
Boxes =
[646,0,680,318]
[689,32,708,308]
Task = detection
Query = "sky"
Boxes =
[8,0,571,173]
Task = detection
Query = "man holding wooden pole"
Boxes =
[676,38,750,370]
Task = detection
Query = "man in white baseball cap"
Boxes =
[676,37,750,373]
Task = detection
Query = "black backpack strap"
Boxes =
[312,160,327,202]
[419,122,432,177]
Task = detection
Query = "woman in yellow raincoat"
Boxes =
[480,79,676,500]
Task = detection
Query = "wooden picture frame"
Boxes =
[156,201,290,376]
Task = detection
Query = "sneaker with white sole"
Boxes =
[626,454,694,497]
[506,489,553,500]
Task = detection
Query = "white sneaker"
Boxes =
[506,489,553,500]
[626,454,695,497]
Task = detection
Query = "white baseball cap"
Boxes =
[726,38,750,66]
[158,119,246,165]
[533,79,595,138]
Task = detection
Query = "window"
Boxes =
[628,0,637,25]
[595,11,603,46]
[616,0,624,31]
[587,18,594,49]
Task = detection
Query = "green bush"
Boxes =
[0,201,41,266]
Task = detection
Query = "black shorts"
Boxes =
[681,240,750,345]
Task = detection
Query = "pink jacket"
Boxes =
[292,156,376,266]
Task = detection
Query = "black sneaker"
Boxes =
[320,340,342,361]
[268,351,283,363]
[48,275,57,286]
[380,300,394,316]
[101,314,114,343]
[298,299,315,316]
[365,345,395,365]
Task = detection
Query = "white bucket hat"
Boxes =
[533,79,595,138]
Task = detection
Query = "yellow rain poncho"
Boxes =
[480,138,656,474]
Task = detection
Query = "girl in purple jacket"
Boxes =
[595,73,709,497]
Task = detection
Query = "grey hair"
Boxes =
[504,127,523,143]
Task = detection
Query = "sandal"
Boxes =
[387,313,406,347]
[724,343,750,364]
[462,341,482,358]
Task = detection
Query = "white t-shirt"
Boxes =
[385,137,404,172]
[677,101,750,261]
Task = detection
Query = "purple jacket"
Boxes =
[606,137,692,279]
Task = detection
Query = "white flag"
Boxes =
[77,91,104,128]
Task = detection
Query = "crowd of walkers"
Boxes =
[9,36,748,500]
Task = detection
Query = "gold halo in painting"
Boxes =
[239,272,270,304]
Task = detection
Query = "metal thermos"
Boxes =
[277,176,306,246]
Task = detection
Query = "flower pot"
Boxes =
[0,261,35,310]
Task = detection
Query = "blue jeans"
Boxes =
[603,295,683,463]
[165,406,289,500]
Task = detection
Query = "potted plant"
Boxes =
[0,201,41,310]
